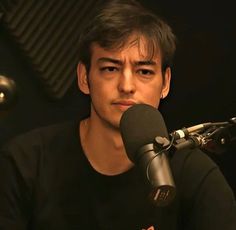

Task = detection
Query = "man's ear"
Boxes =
[161,67,171,99]
[77,62,90,95]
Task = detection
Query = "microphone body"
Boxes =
[120,104,176,206]
[137,143,175,205]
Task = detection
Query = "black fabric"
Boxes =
[0,120,236,230]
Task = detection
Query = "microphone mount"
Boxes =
[156,117,236,154]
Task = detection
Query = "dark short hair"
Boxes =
[77,0,176,72]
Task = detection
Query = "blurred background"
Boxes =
[0,0,235,194]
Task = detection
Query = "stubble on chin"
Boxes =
[90,103,123,132]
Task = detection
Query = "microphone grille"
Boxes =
[120,104,169,161]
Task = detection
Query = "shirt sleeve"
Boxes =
[190,167,236,230]
[180,149,236,230]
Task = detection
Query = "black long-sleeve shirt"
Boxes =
[0,120,236,229]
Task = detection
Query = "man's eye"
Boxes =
[138,69,154,75]
[100,66,118,72]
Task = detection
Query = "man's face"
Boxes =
[78,35,171,130]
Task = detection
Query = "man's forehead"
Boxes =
[91,35,161,61]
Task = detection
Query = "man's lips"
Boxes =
[112,100,137,106]
[112,100,137,111]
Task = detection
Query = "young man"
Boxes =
[0,0,235,229]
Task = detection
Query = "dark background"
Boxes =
[0,0,235,194]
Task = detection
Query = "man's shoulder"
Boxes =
[170,147,226,205]
[170,147,218,194]
[1,120,79,154]
[171,147,217,174]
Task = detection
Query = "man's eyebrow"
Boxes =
[97,57,157,66]
[97,57,122,65]
[134,60,157,66]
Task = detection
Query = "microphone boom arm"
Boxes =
[169,117,236,154]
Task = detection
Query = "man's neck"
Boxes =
[80,117,134,176]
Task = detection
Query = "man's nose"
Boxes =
[118,70,136,94]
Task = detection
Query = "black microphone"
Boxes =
[120,104,175,206]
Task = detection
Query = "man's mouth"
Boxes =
[112,100,137,111]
